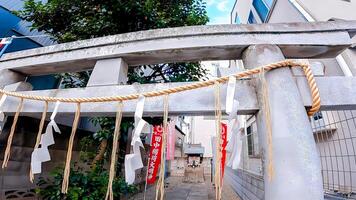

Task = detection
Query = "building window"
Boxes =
[247,125,254,156]
[313,111,323,120]
[264,0,274,7]
[235,14,241,24]
[246,117,260,157]
[252,0,271,22]
[248,11,257,24]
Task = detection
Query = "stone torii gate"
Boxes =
[0,20,356,200]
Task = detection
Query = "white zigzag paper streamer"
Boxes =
[31,101,61,174]
[0,94,8,131]
[225,76,242,170]
[125,95,147,184]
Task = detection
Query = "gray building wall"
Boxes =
[225,167,264,200]
[267,0,306,23]
[230,0,354,77]
[228,1,356,199]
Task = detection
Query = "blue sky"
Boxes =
[205,0,235,24]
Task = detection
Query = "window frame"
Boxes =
[246,116,261,158]
[252,0,271,22]
[248,11,257,24]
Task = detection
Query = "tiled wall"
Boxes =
[225,167,264,200]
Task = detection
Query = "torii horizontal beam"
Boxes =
[0,21,355,75]
[2,77,356,117]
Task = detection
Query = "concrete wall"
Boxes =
[225,167,264,200]
[230,0,351,76]
[240,116,263,176]
[190,116,228,158]
[169,157,186,177]
[169,157,212,177]
[342,48,356,76]
[267,0,348,76]
[297,0,356,21]
[0,116,91,199]
[267,0,306,23]
[231,0,254,24]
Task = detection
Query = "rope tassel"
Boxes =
[61,103,81,194]
[2,98,24,169]
[29,101,48,182]
[105,101,124,200]
[214,82,223,200]
[260,68,275,181]
[155,94,169,200]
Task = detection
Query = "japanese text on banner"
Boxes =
[146,125,163,184]
[221,123,228,179]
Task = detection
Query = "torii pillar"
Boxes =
[242,45,323,200]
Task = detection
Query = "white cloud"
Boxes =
[208,14,230,25]
[217,0,229,12]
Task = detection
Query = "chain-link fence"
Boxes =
[311,110,356,199]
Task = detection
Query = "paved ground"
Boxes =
[130,176,241,200]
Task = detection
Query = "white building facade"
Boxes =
[229,1,356,199]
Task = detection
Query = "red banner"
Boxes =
[221,123,228,179]
[146,125,163,184]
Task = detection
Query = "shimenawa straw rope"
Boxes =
[0,60,320,117]
[0,60,321,199]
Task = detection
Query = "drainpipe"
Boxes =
[289,0,353,76]
[336,55,353,77]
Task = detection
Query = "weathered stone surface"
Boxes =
[87,58,128,86]
[225,167,263,200]
[184,167,204,183]
[1,76,356,117]
[0,81,258,117]
[0,70,25,88]
[0,21,355,75]
[242,44,323,200]
[297,76,356,110]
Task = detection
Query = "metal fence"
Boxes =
[311,110,356,199]
[228,111,356,200]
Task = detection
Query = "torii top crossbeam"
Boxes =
[0,20,355,75]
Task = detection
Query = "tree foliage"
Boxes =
[18,1,209,198]
[19,0,210,83]
[36,165,137,200]
[18,0,209,43]
[18,0,209,85]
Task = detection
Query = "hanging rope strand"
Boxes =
[105,101,124,200]
[260,68,275,181]
[61,103,81,194]
[155,94,169,200]
[2,98,24,169]
[214,82,223,200]
[0,61,320,117]
[161,94,169,200]
[29,101,49,182]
